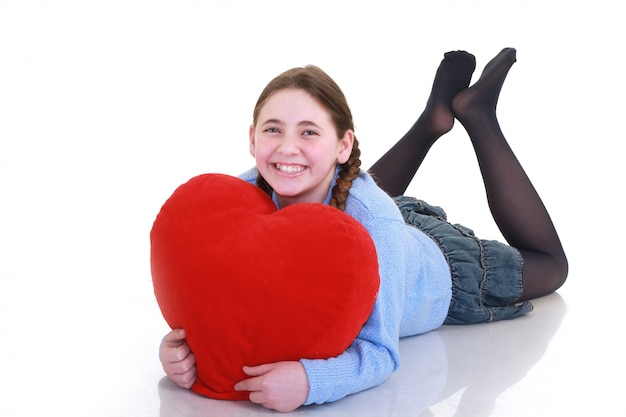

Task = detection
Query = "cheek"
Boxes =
[252,140,271,160]
[252,143,276,175]
[308,141,340,161]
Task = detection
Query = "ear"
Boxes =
[248,124,256,157]
[336,130,355,164]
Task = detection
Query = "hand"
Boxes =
[234,361,309,412]
[159,328,197,389]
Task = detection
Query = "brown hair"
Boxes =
[252,65,362,212]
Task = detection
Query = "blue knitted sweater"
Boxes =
[239,167,452,405]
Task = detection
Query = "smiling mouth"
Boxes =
[274,163,306,174]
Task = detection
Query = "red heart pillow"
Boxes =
[150,173,379,400]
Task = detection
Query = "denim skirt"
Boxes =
[394,196,533,324]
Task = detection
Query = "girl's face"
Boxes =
[249,88,354,208]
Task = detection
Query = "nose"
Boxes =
[277,133,300,155]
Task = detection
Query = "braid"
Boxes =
[330,137,362,212]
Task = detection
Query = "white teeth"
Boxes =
[275,164,305,174]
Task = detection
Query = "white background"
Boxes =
[1,1,624,416]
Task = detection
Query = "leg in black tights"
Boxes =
[371,48,568,301]
[369,51,476,196]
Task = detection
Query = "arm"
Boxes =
[301,214,408,405]
[301,303,401,404]
[159,328,197,389]
[233,307,400,411]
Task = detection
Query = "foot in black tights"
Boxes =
[369,50,476,196]
[422,50,477,136]
[451,47,517,123]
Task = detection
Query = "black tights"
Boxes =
[369,48,568,302]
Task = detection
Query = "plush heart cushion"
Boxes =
[150,173,380,400]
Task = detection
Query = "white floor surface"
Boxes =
[1,1,625,416]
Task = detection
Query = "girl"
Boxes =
[158,48,568,412]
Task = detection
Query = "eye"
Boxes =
[302,130,319,136]
[264,127,280,133]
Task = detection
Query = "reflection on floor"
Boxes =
[156,293,568,417]
[1,264,624,416]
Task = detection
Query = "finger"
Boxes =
[171,343,193,363]
[242,363,272,377]
[162,328,186,346]
[172,365,197,389]
[234,375,261,393]
[160,337,192,363]
[169,353,195,374]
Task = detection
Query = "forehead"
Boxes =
[258,89,331,123]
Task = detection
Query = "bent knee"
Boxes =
[519,250,568,301]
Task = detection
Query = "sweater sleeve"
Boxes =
[300,217,408,405]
